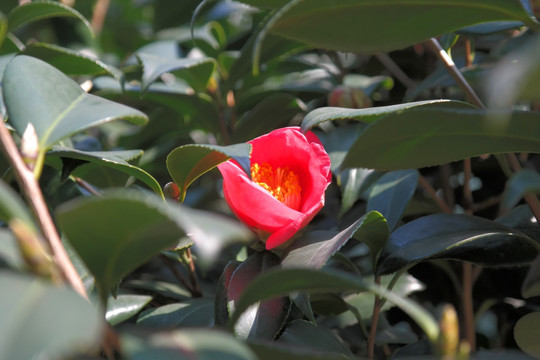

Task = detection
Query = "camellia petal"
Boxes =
[218,127,331,250]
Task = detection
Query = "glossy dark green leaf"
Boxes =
[341,108,540,170]
[7,0,93,35]
[137,298,214,328]
[166,143,251,202]
[0,179,35,230]
[106,294,153,326]
[367,170,419,231]
[248,340,366,360]
[229,267,439,342]
[339,168,383,215]
[48,146,163,198]
[122,329,258,360]
[281,210,388,269]
[0,272,101,360]
[124,280,191,301]
[3,56,147,155]
[215,261,241,326]
[137,53,216,94]
[21,43,122,79]
[515,312,540,358]
[351,211,390,270]
[502,169,540,211]
[232,93,304,142]
[377,214,540,275]
[522,254,540,299]
[56,190,189,302]
[301,99,471,131]
[228,252,287,340]
[278,319,352,356]
[243,0,538,54]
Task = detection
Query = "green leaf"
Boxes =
[0,179,35,230]
[137,298,214,328]
[106,294,153,326]
[48,146,163,198]
[301,100,472,132]
[367,170,419,231]
[7,0,93,36]
[0,272,101,360]
[341,108,540,170]
[121,329,258,360]
[137,53,216,94]
[0,12,6,50]
[281,210,388,270]
[248,340,366,360]
[502,169,540,211]
[515,312,540,358]
[228,252,287,340]
[3,56,148,164]
[377,214,540,275]
[522,254,540,299]
[215,261,241,327]
[244,0,538,54]
[21,43,123,79]
[233,93,304,143]
[351,211,390,270]
[0,229,23,269]
[56,190,188,302]
[229,267,439,343]
[278,319,352,356]
[166,143,252,202]
[124,279,191,301]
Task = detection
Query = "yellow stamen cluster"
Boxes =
[251,162,302,211]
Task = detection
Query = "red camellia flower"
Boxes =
[218,127,332,250]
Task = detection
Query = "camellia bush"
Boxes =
[3,0,540,359]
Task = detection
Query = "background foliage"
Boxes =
[2,0,540,359]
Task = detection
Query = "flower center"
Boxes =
[251,162,302,211]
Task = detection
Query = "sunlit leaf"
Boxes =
[166,143,251,202]
[106,294,153,326]
[515,312,540,358]
[137,298,214,328]
[3,56,147,156]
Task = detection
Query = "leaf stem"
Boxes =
[367,276,382,359]
[418,175,453,214]
[0,116,87,299]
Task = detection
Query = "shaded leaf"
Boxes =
[0,12,6,49]
[124,280,191,301]
[367,170,419,231]
[502,169,540,211]
[248,340,366,360]
[56,190,189,302]
[228,252,287,340]
[281,211,388,270]
[21,42,122,79]
[515,312,540,358]
[7,0,93,36]
[137,52,216,94]
[244,0,538,54]
[137,298,214,328]
[0,229,23,269]
[278,319,352,356]
[0,272,101,360]
[3,56,147,155]
[215,261,241,326]
[351,211,390,270]
[166,143,251,202]
[341,108,540,170]
[377,214,540,275]
[229,267,439,343]
[48,146,163,197]
[121,329,258,360]
[106,294,153,326]
[522,254,540,299]
[0,179,35,230]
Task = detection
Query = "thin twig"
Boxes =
[0,117,87,299]
[375,52,416,90]
[72,176,102,197]
[462,263,475,350]
[186,248,202,297]
[418,175,453,214]
[91,0,110,35]
[160,255,195,294]
[367,276,382,359]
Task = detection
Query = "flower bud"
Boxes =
[327,85,372,108]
